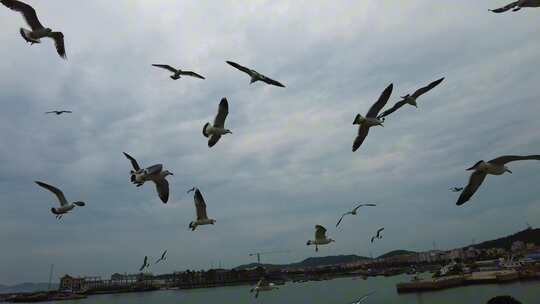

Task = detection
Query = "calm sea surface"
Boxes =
[55,275,540,304]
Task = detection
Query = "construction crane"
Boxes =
[248,250,290,264]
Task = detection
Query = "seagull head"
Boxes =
[225,129,232,134]
[211,219,216,225]
[187,187,196,194]
[306,240,313,246]
[329,238,336,243]
[163,170,173,176]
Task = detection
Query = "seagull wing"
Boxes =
[161,250,167,259]
[366,83,393,118]
[208,135,221,148]
[49,32,66,59]
[213,98,229,128]
[315,225,327,240]
[488,155,540,165]
[194,189,208,220]
[350,291,376,303]
[490,1,519,13]
[226,61,253,76]
[336,213,348,227]
[260,75,285,87]
[377,227,384,236]
[377,99,408,119]
[61,111,72,113]
[180,71,205,79]
[456,171,487,206]
[45,111,55,114]
[139,256,148,271]
[0,0,44,30]
[411,77,444,99]
[35,181,68,206]
[145,164,163,175]
[352,124,370,152]
[154,178,169,203]
[123,152,140,171]
[152,64,177,73]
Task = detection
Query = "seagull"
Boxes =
[123,152,173,203]
[187,187,216,231]
[371,228,384,243]
[154,250,167,264]
[203,98,232,148]
[139,256,150,272]
[456,155,540,206]
[336,203,377,227]
[250,278,278,298]
[0,0,66,59]
[226,61,285,87]
[306,225,335,252]
[352,84,393,152]
[35,181,85,220]
[377,78,444,120]
[490,0,540,13]
[449,187,464,192]
[45,110,72,115]
[151,64,205,80]
[349,291,376,304]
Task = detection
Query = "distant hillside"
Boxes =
[473,228,540,250]
[378,250,417,259]
[0,282,57,293]
[235,254,371,270]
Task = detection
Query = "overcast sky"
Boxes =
[1,0,539,285]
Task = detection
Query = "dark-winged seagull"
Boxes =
[352,84,393,152]
[139,256,149,272]
[250,278,278,298]
[203,98,231,148]
[450,187,464,192]
[336,203,376,227]
[490,0,540,13]
[35,181,85,220]
[456,155,540,206]
[371,227,384,243]
[151,64,205,80]
[307,225,335,252]
[187,187,216,231]
[154,250,167,264]
[45,110,72,115]
[226,61,285,87]
[0,0,66,59]
[378,78,444,120]
[123,152,173,203]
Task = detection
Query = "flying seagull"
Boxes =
[490,0,540,13]
[123,152,173,203]
[449,187,464,192]
[349,291,376,304]
[187,187,216,231]
[154,250,167,264]
[35,181,85,220]
[45,110,72,115]
[139,256,150,272]
[151,64,205,80]
[0,0,66,59]
[250,278,278,298]
[378,78,444,120]
[352,84,393,152]
[203,98,232,148]
[371,227,384,243]
[226,61,285,87]
[336,203,376,227]
[306,225,335,252]
[456,155,540,206]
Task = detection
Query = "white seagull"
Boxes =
[371,228,384,243]
[457,155,540,206]
[449,187,464,193]
[490,0,540,13]
[139,256,150,272]
[336,203,377,227]
[377,78,444,120]
[35,181,85,220]
[203,98,232,148]
[123,152,173,204]
[250,278,278,298]
[226,61,285,87]
[306,225,335,252]
[154,250,167,264]
[352,84,393,152]
[151,64,205,80]
[0,0,66,59]
[349,291,376,304]
[187,187,216,231]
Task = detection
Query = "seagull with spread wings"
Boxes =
[139,256,150,272]
[45,110,72,115]
[457,155,540,206]
[187,187,216,231]
[352,84,393,152]
[349,291,376,304]
[490,0,540,13]
[378,78,444,120]
[35,181,85,220]
[250,278,278,298]
[371,228,384,243]
[307,225,335,252]
[203,98,232,148]
[336,203,376,227]
[154,250,167,264]
[151,64,205,80]
[226,61,285,87]
[123,152,173,203]
[449,187,464,193]
[0,0,66,59]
